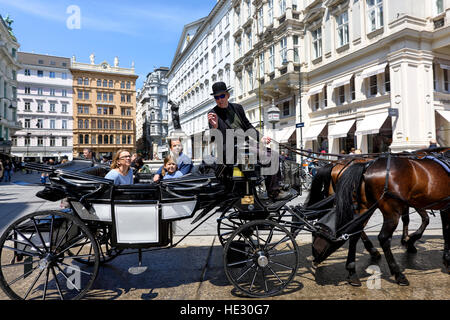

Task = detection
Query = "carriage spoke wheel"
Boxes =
[0,211,99,300]
[68,224,123,266]
[217,210,247,246]
[224,220,299,297]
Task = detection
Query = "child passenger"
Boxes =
[162,156,183,180]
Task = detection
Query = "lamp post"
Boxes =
[282,50,303,167]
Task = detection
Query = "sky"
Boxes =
[1,0,217,88]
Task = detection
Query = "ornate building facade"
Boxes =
[70,55,138,159]
[136,67,169,159]
[0,15,21,160]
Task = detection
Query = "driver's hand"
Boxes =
[208,113,218,129]
[153,174,160,182]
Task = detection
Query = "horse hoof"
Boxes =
[347,274,362,287]
[370,250,382,262]
[406,246,417,254]
[395,274,410,286]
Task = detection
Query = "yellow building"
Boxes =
[71,55,138,159]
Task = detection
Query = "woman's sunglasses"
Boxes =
[214,94,226,100]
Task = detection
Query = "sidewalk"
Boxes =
[0,170,44,186]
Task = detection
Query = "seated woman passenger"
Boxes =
[162,156,183,180]
[104,149,134,185]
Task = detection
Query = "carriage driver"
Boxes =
[207,81,290,201]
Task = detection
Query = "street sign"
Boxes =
[388,108,398,117]
[296,122,304,128]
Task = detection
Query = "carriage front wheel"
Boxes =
[0,210,100,300]
[223,219,299,297]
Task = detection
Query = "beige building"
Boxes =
[70,55,138,159]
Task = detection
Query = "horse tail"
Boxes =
[305,163,333,207]
[335,162,367,229]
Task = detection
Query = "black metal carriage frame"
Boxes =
[1,159,337,299]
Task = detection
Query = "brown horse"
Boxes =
[306,156,432,254]
[334,152,450,286]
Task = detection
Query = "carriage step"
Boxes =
[128,249,148,275]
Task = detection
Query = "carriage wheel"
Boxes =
[69,224,123,266]
[217,210,247,246]
[0,211,99,300]
[223,219,299,297]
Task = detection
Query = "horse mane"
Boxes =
[334,162,368,229]
[305,163,334,207]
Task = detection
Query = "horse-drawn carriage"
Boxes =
[0,147,448,300]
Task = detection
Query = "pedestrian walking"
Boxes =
[2,159,12,182]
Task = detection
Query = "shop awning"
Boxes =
[355,113,389,135]
[361,62,387,79]
[436,109,450,122]
[307,84,325,96]
[277,126,296,143]
[303,122,327,141]
[328,119,355,139]
[331,74,353,89]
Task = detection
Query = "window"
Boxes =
[369,75,377,96]
[282,101,290,116]
[37,119,43,129]
[337,11,349,47]
[62,73,67,79]
[269,45,275,73]
[268,0,274,24]
[62,103,67,113]
[109,93,114,101]
[25,119,30,128]
[50,120,55,129]
[98,135,103,144]
[385,65,390,93]
[77,78,83,85]
[434,0,444,15]
[24,87,31,94]
[24,69,31,76]
[122,135,126,144]
[350,76,355,100]
[84,78,89,85]
[103,79,107,87]
[279,0,286,16]
[367,0,383,32]
[50,103,56,112]
[78,119,83,128]
[121,81,125,89]
[85,119,89,129]
[62,137,67,147]
[37,70,44,77]
[37,88,43,95]
[37,137,43,147]
[444,69,449,92]
[293,36,299,62]
[338,86,345,104]
[24,136,31,146]
[312,94,319,111]
[84,91,89,100]
[24,102,31,111]
[84,135,89,144]
[279,37,287,63]
[126,81,131,89]
[50,89,56,96]
[49,71,55,78]
[97,79,101,86]
[37,102,43,112]
[109,80,113,88]
[248,69,254,90]
[61,89,67,97]
[259,52,265,77]
[258,7,264,32]
[97,92,102,101]
[62,120,67,129]
[312,28,322,59]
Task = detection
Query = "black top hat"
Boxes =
[210,82,229,96]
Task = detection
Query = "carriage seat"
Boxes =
[78,165,110,178]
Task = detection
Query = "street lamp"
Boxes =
[282,51,303,166]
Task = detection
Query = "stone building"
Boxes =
[13,52,73,162]
[136,67,169,159]
[70,54,138,159]
[0,14,21,161]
